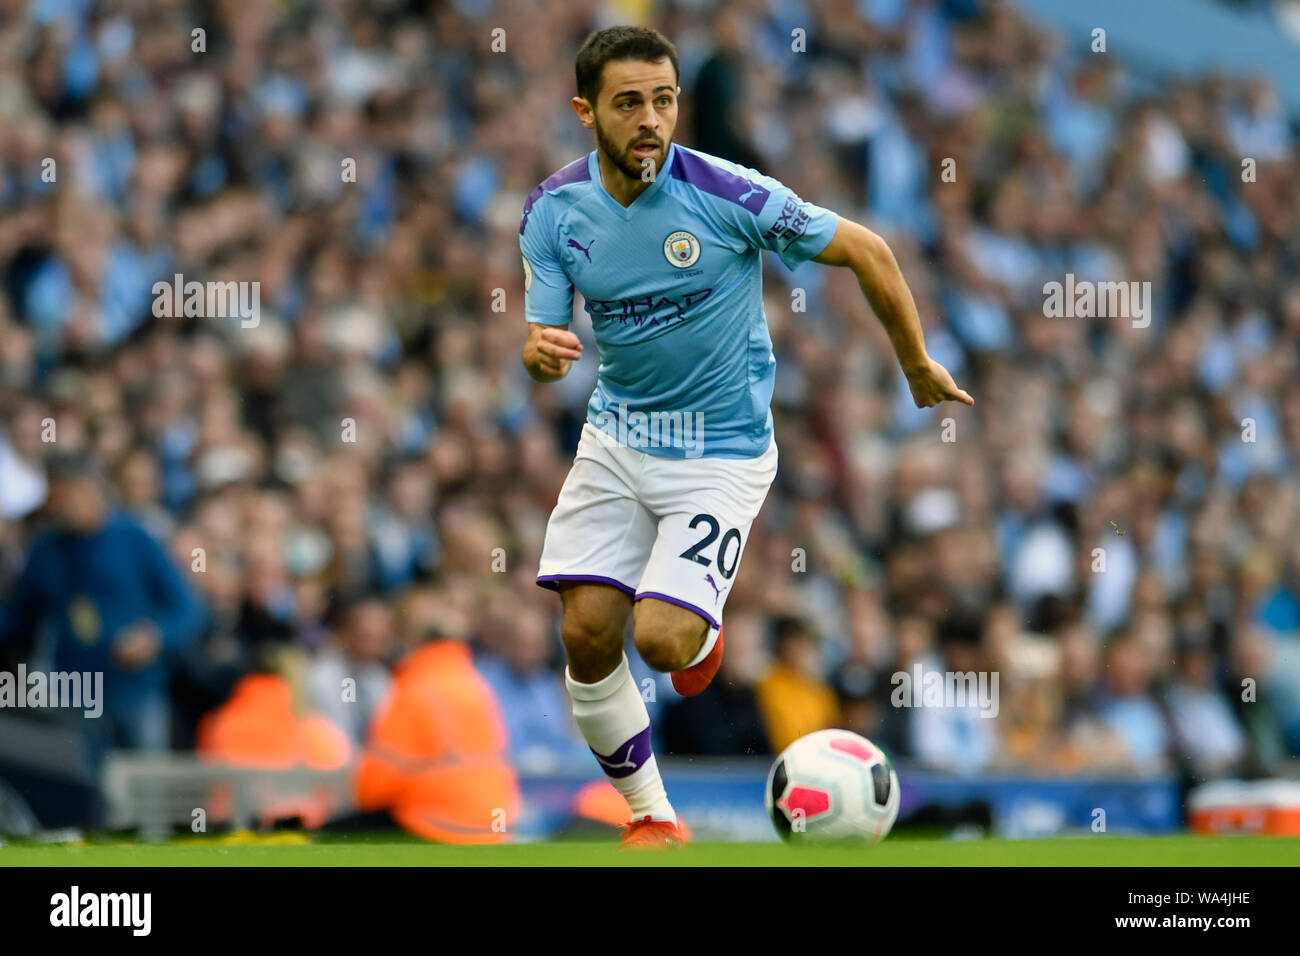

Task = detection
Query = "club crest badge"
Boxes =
[663,231,701,268]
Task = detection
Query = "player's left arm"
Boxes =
[813,216,973,409]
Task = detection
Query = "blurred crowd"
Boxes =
[1,0,1299,789]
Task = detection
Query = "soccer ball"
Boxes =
[765,729,900,844]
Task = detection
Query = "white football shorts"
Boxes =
[536,422,778,628]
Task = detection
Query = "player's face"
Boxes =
[587,58,678,180]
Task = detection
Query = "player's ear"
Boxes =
[571,95,594,127]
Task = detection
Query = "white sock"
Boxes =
[566,653,676,823]
[682,624,720,670]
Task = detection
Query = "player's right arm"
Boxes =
[522,322,583,382]
[519,186,581,383]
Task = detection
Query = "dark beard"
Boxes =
[594,118,662,180]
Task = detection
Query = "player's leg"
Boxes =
[633,584,726,698]
[631,597,709,672]
[536,423,679,830]
[633,438,779,693]
[556,582,680,827]
[557,581,630,683]
[631,596,723,696]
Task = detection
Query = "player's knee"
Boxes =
[633,604,708,672]
[560,610,623,673]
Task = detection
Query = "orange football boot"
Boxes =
[618,815,687,850]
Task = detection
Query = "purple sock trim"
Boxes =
[590,725,654,779]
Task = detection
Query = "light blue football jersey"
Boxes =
[519,143,839,459]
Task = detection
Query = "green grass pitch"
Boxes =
[1,834,1296,866]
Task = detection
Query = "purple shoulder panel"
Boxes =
[520,155,591,235]
[669,148,770,215]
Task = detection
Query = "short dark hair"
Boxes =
[772,615,813,647]
[46,448,106,485]
[329,589,388,628]
[936,613,982,647]
[574,26,679,104]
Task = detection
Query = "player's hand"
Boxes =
[111,622,162,671]
[903,355,974,408]
[523,327,583,382]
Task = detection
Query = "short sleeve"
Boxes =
[734,172,839,271]
[519,194,574,326]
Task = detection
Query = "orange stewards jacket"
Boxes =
[356,641,520,844]
[195,673,352,827]
[197,672,353,769]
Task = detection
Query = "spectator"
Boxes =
[1162,623,1247,778]
[755,616,838,752]
[355,602,520,844]
[368,458,441,593]
[195,646,352,827]
[831,588,895,747]
[1227,621,1293,773]
[475,600,592,773]
[908,615,1001,775]
[0,401,49,521]
[1094,633,1172,773]
[1054,616,1129,772]
[870,613,944,762]
[0,450,206,750]
[689,6,764,171]
[306,594,395,750]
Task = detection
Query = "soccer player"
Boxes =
[520,26,973,848]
